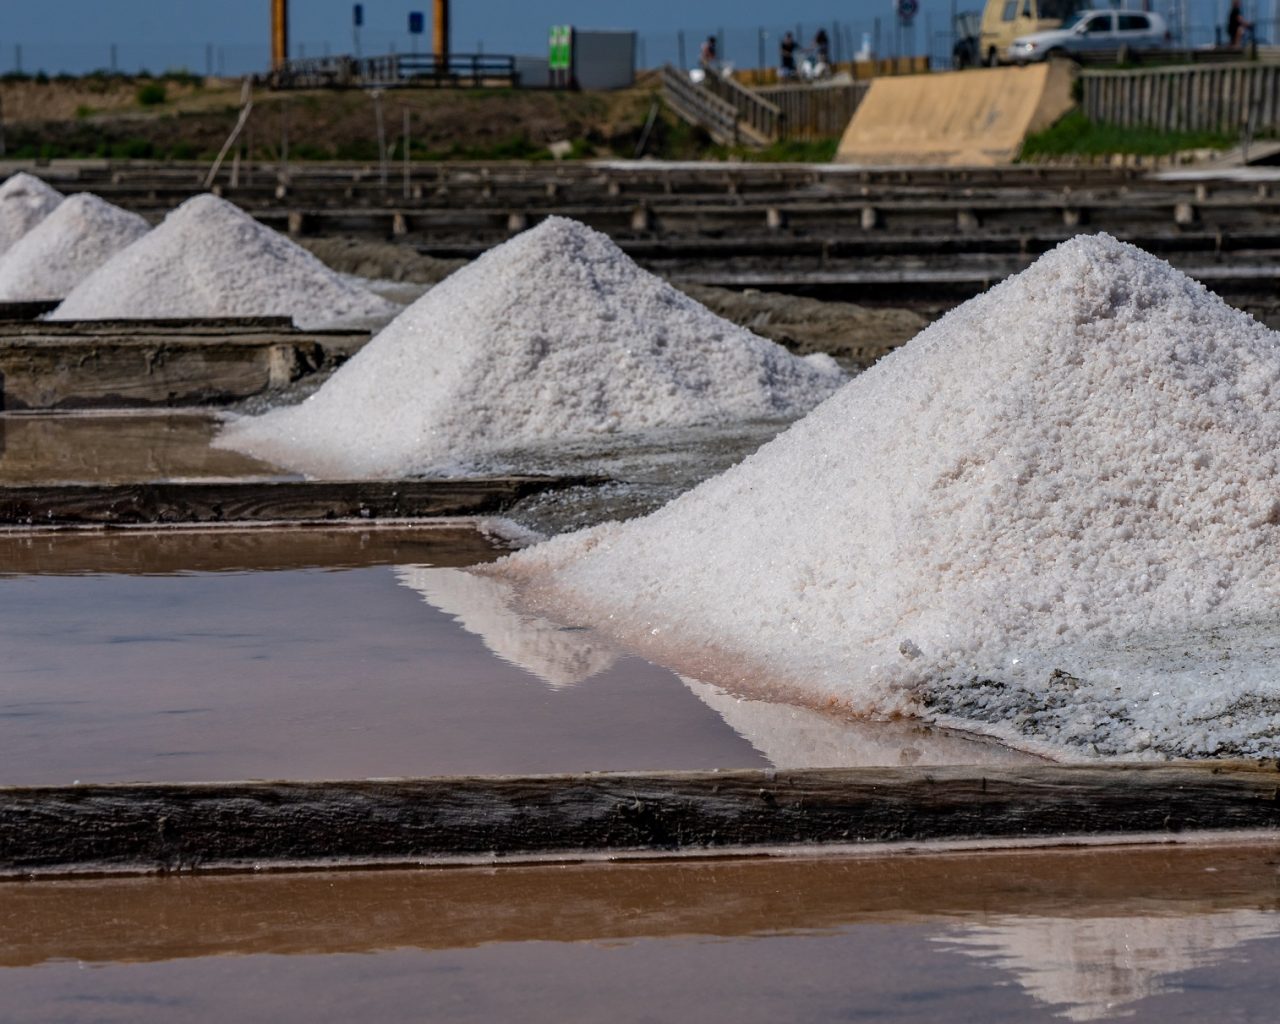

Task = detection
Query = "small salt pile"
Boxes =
[51,193,396,328]
[0,193,149,301]
[0,172,62,255]
[217,217,845,477]
[494,234,1280,761]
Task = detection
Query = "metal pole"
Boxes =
[372,89,388,192]
[758,27,765,69]
[677,30,686,69]
[402,107,411,199]
[281,99,289,171]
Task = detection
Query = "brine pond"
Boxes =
[0,524,1030,786]
[2,840,1279,1023]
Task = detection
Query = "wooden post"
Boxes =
[434,0,450,73]
[271,0,289,70]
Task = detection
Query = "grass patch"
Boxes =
[136,81,167,106]
[1021,110,1236,159]
[704,137,840,163]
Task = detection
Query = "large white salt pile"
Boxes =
[0,172,62,256]
[0,193,149,301]
[215,217,845,477]
[51,193,397,328]
[493,234,1280,761]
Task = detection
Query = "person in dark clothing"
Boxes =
[1228,0,1253,46]
[779,31,797,77]
[813,27,830,64]
[699,35,717,68]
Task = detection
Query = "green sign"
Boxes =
[549,25,572,70]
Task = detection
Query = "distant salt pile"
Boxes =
[0,193,149,301]
[51,193,396,328]
[0,172,62,255]
[495,234,1280,761]
[217,217,845,477]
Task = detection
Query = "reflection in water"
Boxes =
[680,676,1040,768]
[397,565,1041,764]
[395,566,617,688]
[939,910,1280,1021]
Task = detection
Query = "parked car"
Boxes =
[1007,9,1171,62]
[979,0,1086,66]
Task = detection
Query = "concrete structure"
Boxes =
[836,61,1076,166]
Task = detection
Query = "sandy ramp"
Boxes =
[836,62,1075,166]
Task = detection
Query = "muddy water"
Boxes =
[1,842,1278,1022]
[0,526,1031,785]
[0,411,286,484]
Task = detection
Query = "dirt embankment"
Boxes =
[0,78,693,161]
[305,237,927,364]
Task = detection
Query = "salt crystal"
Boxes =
[0,193,149,301]
[216,217,845,477]
[51,193,396,327]
[494,233,1280,761]
[0,172,62,256]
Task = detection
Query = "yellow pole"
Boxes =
[271,0,289,69]
[433,0,450,71]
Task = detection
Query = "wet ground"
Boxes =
[1,840,1277,1023]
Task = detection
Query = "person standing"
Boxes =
[813,27,830,64]
[779,31,797,78]
[1228,0,1253,46]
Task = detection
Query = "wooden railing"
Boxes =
[754,81,870,140]
[660,65,745,147]
[1081,61,1280,133]
[271,52,520,89]
[703,73,784,144]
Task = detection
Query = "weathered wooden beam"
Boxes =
[2,763,1277,877]
[0,476,597,525]
[0,320,370,410]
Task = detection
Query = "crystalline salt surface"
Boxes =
[0,193,149,301]
[0,172,62,256]
[494,233,1280,761]
[51,193,397,328]
[216,217,846,478]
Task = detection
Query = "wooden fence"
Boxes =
[272,52,520,89]
[703,74,783,143]
[755,81,871,140]
[660,65,745,147]
[1081,61,1280,133]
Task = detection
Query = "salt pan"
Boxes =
[0,172,62,256]
[494,233,1280,761]
[51,193,396,328]
[0,193,149,301]
[216,217,845,477]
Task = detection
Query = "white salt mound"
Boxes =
[495,233,1280,761]
[216,217,845,477]
[0,172,62,256]
[0,193,149,301]
[51,193,396,328]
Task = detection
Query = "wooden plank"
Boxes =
[0,329,370,410]
[2,763,1278,877]
[0,476,597,525]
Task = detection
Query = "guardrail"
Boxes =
[703,73,784,143]
[660,65,746,146]
[755,81,870,140]
[1081,60,1280,133]
[271,52,520,89]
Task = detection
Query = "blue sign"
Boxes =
[408,11,425,34]
[353,4,364,27]
[896,0,919,21]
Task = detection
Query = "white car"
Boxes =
[1007,9,1170,62]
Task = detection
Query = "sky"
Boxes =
[0,0,1252,76]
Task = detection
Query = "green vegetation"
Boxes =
[1020,110,1236,159]
[710,138,840,162]
[136,81,167,106]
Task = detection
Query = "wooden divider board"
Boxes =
[0,477,595,525]
[2,763,1278,877]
